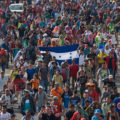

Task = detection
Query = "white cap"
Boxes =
[109,75,113,78]
[43,33,48,37]
[39,85,43,89]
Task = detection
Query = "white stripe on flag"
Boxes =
[50,50,79,60]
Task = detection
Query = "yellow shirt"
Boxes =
[11,70,19,81]
[97,52,107,64]
[52,75,63,88]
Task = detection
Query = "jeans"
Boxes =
[1,63,6,72]
[40,80,48,92]
[109,68,114,75]
[37,106,42,113]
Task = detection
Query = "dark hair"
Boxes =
[2,105,7,108]
[11,114,15,118]
[73,90,77,94]
[15,75,20,79]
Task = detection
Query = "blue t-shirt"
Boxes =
[92,115,99,120]
[63,94,70,108]
[113,97,120,113]
[26,68,35,80]
[1,43,9,52]
[81,97,93,107]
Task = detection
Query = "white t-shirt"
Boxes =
[79,54,85,66]
[111,34,117,45]
[0,112,11,120]
[105,49,110,55]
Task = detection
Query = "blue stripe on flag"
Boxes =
[39,44,79,53]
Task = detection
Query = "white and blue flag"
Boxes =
[39,44,79,64]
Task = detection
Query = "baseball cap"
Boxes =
[94,109,101,114]
[39,85,43,89]
[109,75,113,78]
[84,89,89,93]
[24,89,30,93]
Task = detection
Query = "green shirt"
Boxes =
[23,99,32,113]
[59,34,66,46]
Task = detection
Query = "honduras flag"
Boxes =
[39,44,79,65]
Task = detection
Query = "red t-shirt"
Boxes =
[89,90,99,102]
[13,78,24,91]
[69,64,79,77]
[52,102,61,118]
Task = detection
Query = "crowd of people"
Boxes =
[0,0,120,120]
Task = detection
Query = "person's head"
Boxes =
[33,73,38,79]
[38,85,43,93]
[42,61,46,67]
[26,109,31,117]
[110,104,115,112]
[94,109,101,117]
[107,85,112,91]
[29,63,33,69]
[101,63,106,69]
[55,83,59,89]
[28,42,31,47]
[2,105,7,113]
[107,97,111,104]
[52,56,56,61]
[1,71,5,77]
[73,112,81,119]
[85,99,90,107]
[109,75,113,82]
[113,87,118,94]
[84,59,88,65]
[25,90,30,97]
[73,90,77,96]
[70,104,75,111]
[72,59,76,64]
[64,86,69,93]
[5,89,10,96]
[2,84,7,91]
[52,61,57,67]
[65,82,70,88]
[10,114,15,120]
[53,96,59,103]
[21,66,25,72]
[80,50,84,54]
[61,62,65,68]
[26,82,31,90]
[7,77,11,82]
[15,75,20,80]
[105,45,109,50]
[56,69,60,76]
[84,90,90,98]
[109,51,112,57]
